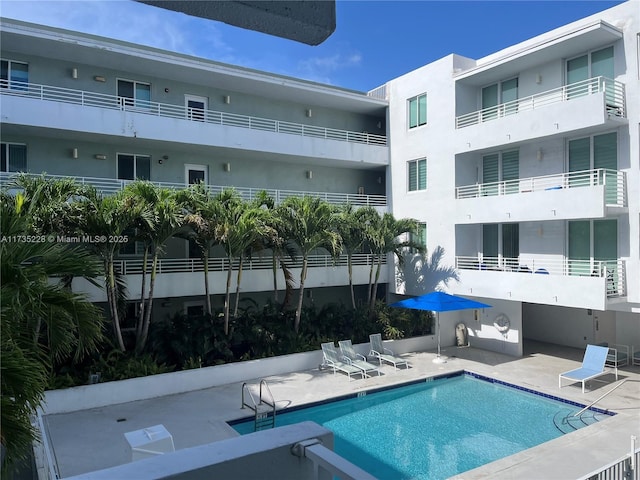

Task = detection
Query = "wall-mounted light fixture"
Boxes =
[306,170,313,179]
[306,109,312,118]
[158,155,169,164]
[71,68,78,79]
[94,154,107,160]
[377,176,382,184]
[93,75,106,82]
[537,149,543,161]
[223,163,231,172]
[164,87,170,93]
[71,147,78,159]
[536,73,542,84]
[376,121,382,129]
[224,95,231,104]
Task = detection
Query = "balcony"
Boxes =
[73,253,387,302]
[455,77,626,151]
[0,80,388,164]
[0,172,387,207]
[455,169,626,224]
[454,256,625,310]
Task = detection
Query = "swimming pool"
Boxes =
[231,371,611,479]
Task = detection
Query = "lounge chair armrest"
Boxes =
[383,347,395,355]
[342,356,353,365]
[355,353,367,361]
[369,349,381,356]
[611,344,629,355]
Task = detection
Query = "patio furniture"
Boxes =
[338,340,381,377]
[559,344,610,393]
[597,342,629,379]
[633,347,640,367]
[368,333,410,370]
[320,342,363,381]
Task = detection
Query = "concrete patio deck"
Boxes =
[44,341,640,479]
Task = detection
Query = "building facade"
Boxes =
[1,0,639,354]
[381,0,639,354]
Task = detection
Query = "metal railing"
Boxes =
[0,80,387,146]
[456,76,626,128]
[456,168,626,207]
[367,84,388,100]
[114,253,385,276]
[0,172,387,207]
[455,256,625,297]
[578,436,638,480]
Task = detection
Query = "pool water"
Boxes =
[232,373,607,479]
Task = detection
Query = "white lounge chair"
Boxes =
[338,340,381,378]
[321,342,363,381]
[369,333,409,370]
[559,344,610,393]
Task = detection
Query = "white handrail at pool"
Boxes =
[0,79,387,146]
[576,435,639,480]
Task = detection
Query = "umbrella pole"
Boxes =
[433,311,447,364]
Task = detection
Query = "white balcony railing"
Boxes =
[0,80,387,146]
[0,172,387,207]
[455,256,625,297]
[456,168,626,207]
[456,77,626,129]
[115,253,385,276]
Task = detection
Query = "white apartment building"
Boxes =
[1,0,639,356]
[382,0,640,355]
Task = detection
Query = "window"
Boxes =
[117,79,151,108]
[481,149,519,196]
[566,46,613,99]
[408,93,427,128]
[119,228,145,256]
[482,78,518,120]
[568,219,617,277]
[409,222,427,253]
[482,223,519,269]
[117,153,150,180]
[408,158,427,191]
[568,132,617,200]
[1,59,28,90]
[0,143,27,172]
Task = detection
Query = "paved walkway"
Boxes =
[45,341,640,479]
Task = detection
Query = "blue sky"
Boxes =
[1,0,625,91]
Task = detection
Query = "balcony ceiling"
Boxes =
[455,20,623,86]
[0,19,386,115]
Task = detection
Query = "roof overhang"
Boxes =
[0,18,385,115]
[455,20,623,86]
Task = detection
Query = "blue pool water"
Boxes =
[231,372,609,479]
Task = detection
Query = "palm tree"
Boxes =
[70,188,145,352]
[278,196,341,333]
[366,212,420,311]
[1,195,104,468]
[336,204,377,309]
[127,185,184,353]
[176,183,223,316]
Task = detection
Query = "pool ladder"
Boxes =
[241,379,276,431]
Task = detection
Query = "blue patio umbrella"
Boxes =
[390,291,491,363]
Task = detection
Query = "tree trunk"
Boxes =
[224,258,233,335]
[137,251,157,353]
[137,247,148,340]
[272,255,279,302]
[203,249,211,316]
[367,255,376,305]
[369,255,383,312]
[233,256,244,317]
[294,257,308,334]
[348,253,355,309]
[107,259,125,351]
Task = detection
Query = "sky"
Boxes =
[0,0,627,92]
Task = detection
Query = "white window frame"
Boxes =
[185,163,208,186]
[1,59,28,90]
[407,158,427,192]
[185,94,208,121]
[0,142,27,172]
[408,93,427,129]
[117,78,151,108]
[116,153,151,181]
